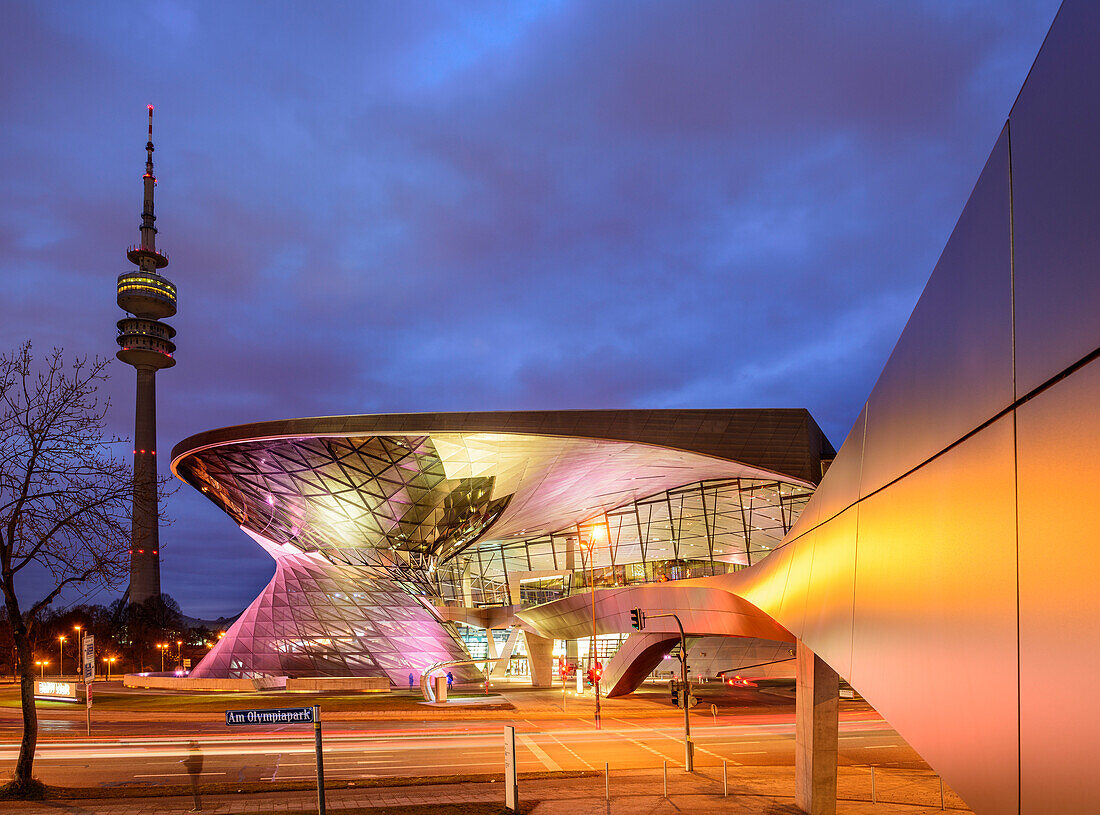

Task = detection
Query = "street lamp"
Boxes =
[176,639,183,669]
[156,643,166,672]
[579,524,608,730]
[35,659,49,679]
[58,635,66,677]
[102,656,117,681]
[74,625,83,681]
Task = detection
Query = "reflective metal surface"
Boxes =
[860,127,1013,498]
[850,418,1020,815]
[797,507,857,680]
[1016,357,1100,813]
[786,405,865,541]
[1009,0,1100,396]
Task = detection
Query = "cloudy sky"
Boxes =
[1,0,1060,617]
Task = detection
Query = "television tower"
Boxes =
[116,105,177,606]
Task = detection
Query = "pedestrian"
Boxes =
[446,671,454,689]
[408,672,414,690]
[182,740,204,812]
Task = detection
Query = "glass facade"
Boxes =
[435,477,811,607]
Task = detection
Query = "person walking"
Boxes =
[446,671,454,690]
[182,740,204,812]
[408,672,415,690]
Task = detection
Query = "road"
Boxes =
[0,714,919,788]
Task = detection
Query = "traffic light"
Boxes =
[593,661,602,682]
[630,608,645,631]
[670,679,680,707]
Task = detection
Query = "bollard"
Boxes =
[663,760,667,798]
[871,765,876,804]
[940,776,945,810]
[723,760,727,798]
[605,762,609,803]
[711,703,718,724]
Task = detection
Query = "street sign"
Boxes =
[82,635,94,683]
[34,680,81,702]
[225,707,316,726]
[183,658,191,669]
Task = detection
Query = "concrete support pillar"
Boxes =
[485,628,499,662]
[795,640,839,815]
[493,627,522,678]
[523,631,554,688]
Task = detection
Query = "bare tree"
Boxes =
[0,343,147,794]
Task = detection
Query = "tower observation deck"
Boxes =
[117,105,175,605]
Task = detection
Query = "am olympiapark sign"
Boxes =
[225,706,316,726]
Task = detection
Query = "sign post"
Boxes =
[82,634,94,737]
[226,706,324,812]
[313,705,326,815]
[503,725,518,811]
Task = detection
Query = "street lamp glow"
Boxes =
[58,635,66,677]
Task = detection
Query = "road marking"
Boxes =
[133,772,193,778]
[611,717,734,766]
[858,744,900,749]
[518,733,562,772]
[546,732,593,771]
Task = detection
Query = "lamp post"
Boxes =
[103,657,116,681]
[176,639,183,670]
[58,635,66,677]
[36,660,49,679]
[156,643,166,672]
[579,525,607,730]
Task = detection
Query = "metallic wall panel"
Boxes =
[172,408,834,487]
[777,534,813,641]
[1010,0,1100,396]
[517,582,794,644]
[1017,357,1100,812]
[797,507,857,680]
[850,417,1019,815]
[860,129,1014,498]
[786,406,865,541]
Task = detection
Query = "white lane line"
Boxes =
[133,772,193,778]
[611,717,735,766]
[546,732,593,771]
[857,744,900,749]
[518,733,562,772]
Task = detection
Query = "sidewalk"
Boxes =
[0,767,972,814]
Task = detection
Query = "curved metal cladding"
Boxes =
[172,410,830,683]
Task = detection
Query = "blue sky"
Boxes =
[0,0,1061,617]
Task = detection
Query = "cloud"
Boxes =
[0,0,1061,614]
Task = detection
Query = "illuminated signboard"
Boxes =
[34,680,81,702]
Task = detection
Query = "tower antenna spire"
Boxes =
[140,105,158,253]
[146,104,154,174]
